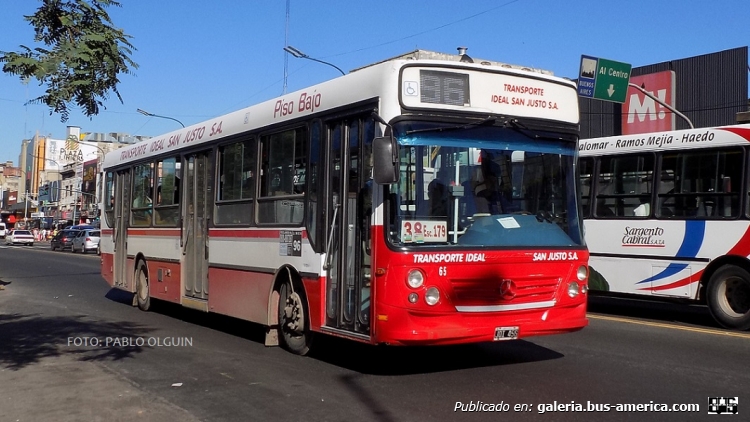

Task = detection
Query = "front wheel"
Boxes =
[706,265,750,330]
[135,260,151,311]
[277,280,312,355]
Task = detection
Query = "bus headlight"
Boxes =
[408,293,419,303]
[576,265,588,281]
[407,269,425,289]
[425,287,440,305]
[568,281,580,298]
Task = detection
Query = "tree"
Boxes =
[0,0,138,122]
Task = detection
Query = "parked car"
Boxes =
[0,222,6,239]
[50,229,81,251]
[67,224,96,231]
[5,229,34,246]
[71,229,100,254]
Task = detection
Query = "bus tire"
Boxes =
[277,280,312,355]
[135,260,151,311]
[706,265,750,330]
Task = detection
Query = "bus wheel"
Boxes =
[135,260,151,311]
[277,281,312,355]
[707,265,750,330]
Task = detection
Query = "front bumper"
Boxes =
[373,301,588,346]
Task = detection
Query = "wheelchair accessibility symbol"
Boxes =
[403,81,418,96]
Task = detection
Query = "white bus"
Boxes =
[579,124,750,329]
[100,49,589,355]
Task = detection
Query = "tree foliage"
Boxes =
[0,0,138,122]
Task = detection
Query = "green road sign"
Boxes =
[593,58,632,103]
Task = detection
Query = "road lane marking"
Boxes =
[587,313,750,339]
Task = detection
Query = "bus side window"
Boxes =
[258,127,306,224]
[595,197,616,217]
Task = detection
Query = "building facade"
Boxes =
[579,46,749,138]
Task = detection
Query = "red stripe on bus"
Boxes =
[719,127,750,141]
[208,229,308,239]
[102,228,307,239]
[127,229,181,237]
[100,228,307,239]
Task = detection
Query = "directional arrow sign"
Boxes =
[578,56,632,104]
[592,58,632,103]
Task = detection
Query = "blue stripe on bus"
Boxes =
[636,220,705,284]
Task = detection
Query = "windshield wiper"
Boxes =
[405,116,497,135]
[505,118,566,142]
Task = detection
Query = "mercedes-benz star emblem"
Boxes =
[499,279,516,300]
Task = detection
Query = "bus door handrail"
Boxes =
[182,219,192,255]
[323,200,340,270]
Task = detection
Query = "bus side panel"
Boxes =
[302,276,324,332]
[208,268,274,325]
[101,253,114,287]
[584,220,750,298]
[147,261,181,303]
[588,256,699,298]
[125,257,136,292]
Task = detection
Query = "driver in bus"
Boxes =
[471,150,509,215]
[427,178,449,217]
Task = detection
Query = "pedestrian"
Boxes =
[41,228,47,241]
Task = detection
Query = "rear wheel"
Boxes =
[277,280,312,355]
[707,265,750,330]
[135,260,151,311]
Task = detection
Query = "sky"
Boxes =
[0,0,748,165]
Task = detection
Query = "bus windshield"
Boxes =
[387,121,583,248]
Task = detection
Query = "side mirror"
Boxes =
[373,136,399,185]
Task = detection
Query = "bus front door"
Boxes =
[182,152,210,308]
[113,170,131,290]
[325,117,373,335]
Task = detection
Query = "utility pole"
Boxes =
[282,0,290,94]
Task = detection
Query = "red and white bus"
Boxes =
[579,124,750,330]
[100,49,589,355]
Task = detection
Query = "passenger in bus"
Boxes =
[596,198,615,217]
[427,179,449,217]
[133,177,153,208]
[471,151,508,215]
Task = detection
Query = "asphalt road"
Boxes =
[0,244,747,421]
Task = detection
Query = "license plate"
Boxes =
[494,326,519,341]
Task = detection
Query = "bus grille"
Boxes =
[450,276,561,307]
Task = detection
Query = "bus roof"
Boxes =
[579,124,750,156]
[103,50,577,170]
[351,49,554,75]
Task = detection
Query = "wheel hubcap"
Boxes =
[283,291,304,335]
[719,277,750,317]
[138,271,148,300]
